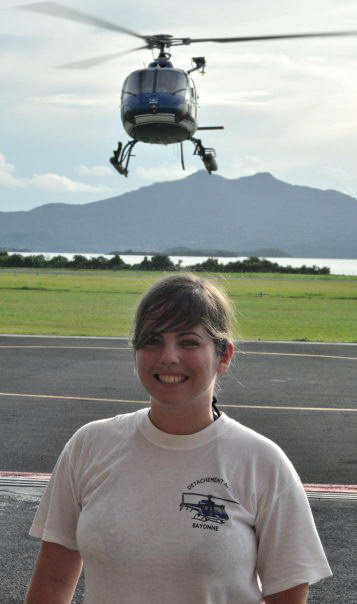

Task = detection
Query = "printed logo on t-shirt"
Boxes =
[179,476,240,532]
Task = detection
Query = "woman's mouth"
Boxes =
[155,374,187,384]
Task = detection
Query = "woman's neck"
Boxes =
[148,404,215,435]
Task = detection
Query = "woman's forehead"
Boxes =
[156,326,207,337]
[143,319,205,335]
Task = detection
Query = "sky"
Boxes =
[1,0,357,212]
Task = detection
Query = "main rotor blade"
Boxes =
[59,45,147,69]
[19,2,146,40]
[190,30,357,44]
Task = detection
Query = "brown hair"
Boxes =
[132,273,234,354]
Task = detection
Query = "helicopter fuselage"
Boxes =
[121,64,198,144]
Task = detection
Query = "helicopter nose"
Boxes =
[149,95,159,113]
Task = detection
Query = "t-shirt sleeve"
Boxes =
[29,444,81,550]
[255,476,332,596]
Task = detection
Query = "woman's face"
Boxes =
[135,324,232,414]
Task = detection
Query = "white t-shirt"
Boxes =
[30,409,331,603]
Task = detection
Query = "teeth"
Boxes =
[157,374,186,384]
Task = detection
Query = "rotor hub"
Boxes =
[145,34,191,49]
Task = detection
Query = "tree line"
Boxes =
[0,251,330,274]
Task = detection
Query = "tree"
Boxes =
[149,254,175,270]
[48,255,69,268]
[70,255,89,269]
[191,257,221,271]
[107,255,126,270]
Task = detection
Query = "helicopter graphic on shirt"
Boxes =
[180,492,239,524]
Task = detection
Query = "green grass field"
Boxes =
[0,269,356,341]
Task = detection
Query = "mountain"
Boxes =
[1,171,356,258]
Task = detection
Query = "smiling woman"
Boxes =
[132,273,234,434]
[25,273,331,604]
[135,326,233,433]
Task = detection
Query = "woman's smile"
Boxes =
[155,373,188,384]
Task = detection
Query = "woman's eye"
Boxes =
[181,339,200,347]
[144,336,161,347]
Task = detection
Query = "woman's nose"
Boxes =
[159,342,180,364]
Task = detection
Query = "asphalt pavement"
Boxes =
[0,336,356,482]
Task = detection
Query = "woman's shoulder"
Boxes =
[222,412,282,448]
[221,413,299,476]
[220,414,302,509]
[65,408,148,454]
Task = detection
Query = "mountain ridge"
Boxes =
[1,171,356,258]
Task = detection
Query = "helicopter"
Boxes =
[21,3,357,177]
[180,492,239,524]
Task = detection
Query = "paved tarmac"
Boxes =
[0,335,356,482]
[0,335,356,602]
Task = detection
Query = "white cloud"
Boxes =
[0,152,112,193]
[224,155,267,179]
[134,163,196,182]
[26,173,112,193]
[0,152,25,188]
[74,164,113,176]
[28,93,116,109]
[322,166,354,184]
[202,90,271,107]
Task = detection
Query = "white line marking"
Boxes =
[0,345,356,361]
[306,492,357,501]
[0,392,355,412]
[219,403,357,412]
[0,346,130,350]
[0,392,145,404]
[1,334,357,346]
[243,351,357,361]
[0,334,127,340]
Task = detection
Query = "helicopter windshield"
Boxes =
[156,71,187,94]
[123,70,188,96]
[124,71,155,95]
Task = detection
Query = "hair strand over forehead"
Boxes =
[132,273,234,353]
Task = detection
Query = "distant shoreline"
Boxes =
[2,251,357,276]
[108,248,292,258]
[3,247,291,258]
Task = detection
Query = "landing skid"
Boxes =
[190,137,218,174]
[109,140,137,177]
[109,136,218,176]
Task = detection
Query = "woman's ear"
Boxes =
[217,341,235,375]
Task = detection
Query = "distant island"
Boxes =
[109,247,291,258]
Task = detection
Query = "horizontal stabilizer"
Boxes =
[197,126,224,130]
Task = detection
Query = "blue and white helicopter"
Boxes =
[22,3,357,176]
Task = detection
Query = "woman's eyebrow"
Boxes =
[177,330,203,338]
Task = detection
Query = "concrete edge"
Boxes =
[1,473,357,499]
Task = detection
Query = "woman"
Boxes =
[26,273,331,603]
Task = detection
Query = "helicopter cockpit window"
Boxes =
[123,71,155,95]
[156,71,187,94]
[189,78,197,100]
